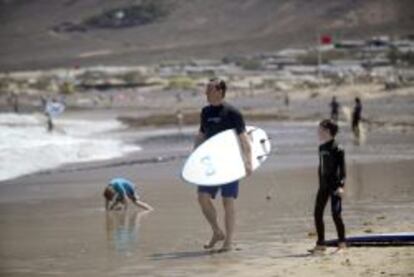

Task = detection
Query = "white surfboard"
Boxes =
[45,101,65,117]
[181,126,271,186]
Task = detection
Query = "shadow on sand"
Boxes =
[150,248,312,261]
[150,250,216,261]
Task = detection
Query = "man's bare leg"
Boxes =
[198,192,225,249]
[220,197,235,252]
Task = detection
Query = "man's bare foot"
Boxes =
[217,246,232,253]
[217,240,232,253]
[204,232,225,249]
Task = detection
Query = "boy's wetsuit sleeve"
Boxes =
[338,147,346,188]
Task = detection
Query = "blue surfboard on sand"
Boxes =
[326,232,414,247]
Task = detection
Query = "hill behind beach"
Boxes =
[1,0,413,70]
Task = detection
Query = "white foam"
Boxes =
[0,113,141,182]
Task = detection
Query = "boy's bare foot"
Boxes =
[204,232,225,249]
[307,245,327,254]
[336,242,347,252]
[331,242,347,254]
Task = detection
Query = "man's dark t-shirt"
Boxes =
[199,103,246,139]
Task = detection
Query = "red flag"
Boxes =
[320,35,332,45]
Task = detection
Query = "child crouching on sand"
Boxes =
[103,177,153,211]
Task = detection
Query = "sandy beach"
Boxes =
[0,82,414,276]
[1,129,414,276]
[1,1,414,274]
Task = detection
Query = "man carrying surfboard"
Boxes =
[194,78,252,252]
[309,119,347,254]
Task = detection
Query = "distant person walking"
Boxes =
[352,97,362,141]
[7,92,19,113]
[330,96,340,122]
[284,93,290,107]
[40,95,47,111]
[309,119,347,254]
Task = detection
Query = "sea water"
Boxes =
[0,113,140,182]
[2,112,413,183]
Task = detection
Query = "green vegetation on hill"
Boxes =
[84,0,169,29]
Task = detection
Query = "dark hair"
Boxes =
[355,97,361,103]
[209,78,227,97]
[319,119,338,137]
[103,187,114,201]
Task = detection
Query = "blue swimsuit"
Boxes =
[109,178,138,201]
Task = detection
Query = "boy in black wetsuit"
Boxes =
[310,119,347,253]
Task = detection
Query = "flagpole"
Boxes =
[317,32,322,80]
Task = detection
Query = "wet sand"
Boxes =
[1,81,414,276]
[0,153,413,276]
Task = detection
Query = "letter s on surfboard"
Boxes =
[200,155,216,177]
